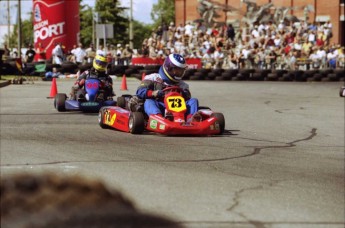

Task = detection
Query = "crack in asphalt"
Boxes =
[1,128,318,166]
[227,180,282,228]
[222,128,317,228]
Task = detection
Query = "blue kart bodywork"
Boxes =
[54,78,116,112]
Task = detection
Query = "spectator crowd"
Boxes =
[137,19,344,70]
[2,18,344,71]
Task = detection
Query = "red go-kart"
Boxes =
[98,86,225,135]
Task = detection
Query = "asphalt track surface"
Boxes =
[1,78,344,228]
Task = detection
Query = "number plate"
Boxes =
[166,96,186,112]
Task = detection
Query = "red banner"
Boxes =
[33,0,80,60]
[131,57,202,69]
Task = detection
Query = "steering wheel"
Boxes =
[162,86,182,94]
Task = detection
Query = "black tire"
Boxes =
[98,107,110,129]
[267,73,278,81]
[54,93,67,112]
[117,96,126,108]
[212,112,225,135]
[129,112,145,134]
[198,106,211,110]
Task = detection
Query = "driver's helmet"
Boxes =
[93,54,107,72]
[162,54,187,83]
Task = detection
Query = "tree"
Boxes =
[150,0,175,28]
[94,0,129,46]
[8,12,33,49]
[79,3,94,46]
[132,21,154,49]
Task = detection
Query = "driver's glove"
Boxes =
[152,90,164,98]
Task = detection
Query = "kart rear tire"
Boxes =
[212,112,225,135]
[129,112,145,134]
[98,107,110,129]
[54,93,66,112]
[117,96,126,108]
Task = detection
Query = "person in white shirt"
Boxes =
[72,43,86,65]
[327,48,338,68]
[309,49,321,69]
[52,42,64,65]
[213,46,225,69]
[184,22,194,37]
[316,47,327,68]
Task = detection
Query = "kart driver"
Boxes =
[70,53,115,101]
[136,53,201,122]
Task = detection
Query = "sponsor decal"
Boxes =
[81,102,99,106]
[105,111,116,125]
[33,0,79,59]
[150,120,158,129]
[159,124,165,130]
[34,4,42,22]
[86,81,99,89]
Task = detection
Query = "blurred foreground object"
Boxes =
[1,173,182,228]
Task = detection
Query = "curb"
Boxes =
[0,80,11,88]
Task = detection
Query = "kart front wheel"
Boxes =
[212,112,225,135]
[54,93,67,112]
[129,112,145,134]
[117,96,126,108]
[98,107,110,129]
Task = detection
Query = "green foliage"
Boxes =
[8,12,33,48]
[150,0,175,28]
[79,4,94,46]
[132,21,154,49]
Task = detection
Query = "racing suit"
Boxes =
[70,68,115,100]
[136,66,198,117]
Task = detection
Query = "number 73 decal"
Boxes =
[166,95,186,112]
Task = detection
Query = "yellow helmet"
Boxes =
[93,54,107,72]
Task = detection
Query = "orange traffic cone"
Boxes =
[47,77,58,99]
[141,72,146,80]
[120,74,128,90]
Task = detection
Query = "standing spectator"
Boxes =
[167,22,175,41]
[34,42,46,62]
[176,23,185,34]
[52,42,64,65]
[114,44,123,65]
[70,44,77,62]
[213,46,224,69]
[122,44,133,65]
[155,26,163,38]
[96,44,104,55]
[24,44,36,63]
[72,43,86,65]
[226,23,235,42]
[184,22,194,38]
[106,44,116,65]
[85,43,96,63]
[307,30,316,44]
